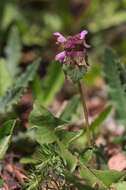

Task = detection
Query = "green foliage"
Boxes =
[84,63,102,86]
[0,120,16,159]
[24,173,42,190]
[57,130,83,147]
[0,58,12,96]
[80,163,125,190]
[29,103,67,127]
[60,95,80,121]
[33,61,64,106]
[0,58,40,113]
[58,141,77,172]
[88,1,126,32]
[90,105,112,134]
[29,103,68,145]
[113,182,126,190]
[29,103,78,172]
[80,148,95,165]
[35,125,57,145]
[1,3,24,30]
[0,178,4,187]
[65,172,95,190]
[24,144,65,190]
[104,48,126,124]
[5,26,22,79]
[68,106,111,152]
[63,64,87,82]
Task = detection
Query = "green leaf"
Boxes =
[0,120,16,159]
[104,48,126,124]
[92,169,125,187]
[0,58,40,113]
[65,171,94,190]
[57,130,83,147]
[80,163,125,189]
[60,95,80,121]
[80,163,106,189]
[0,178,4,187]
[63,64,87,82]
[80,148,95,164]
[0,58,12,96]
[58,141,77,172]
[35,125,57,145]
[20,157,37,164]
[5,26,22,79]
[33,61,64,106]
[90,105,112,134]
[113,182,126,190]
[2,3,23,30]
[29,103,68,127]
[29,103,67,145]
[70,132,88,152]
[89,1,126,33]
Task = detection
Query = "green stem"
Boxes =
[78,80,91,146]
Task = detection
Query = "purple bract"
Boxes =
[53,30,90,66]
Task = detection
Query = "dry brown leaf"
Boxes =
[6,163,27,183]
[108,152,126,171]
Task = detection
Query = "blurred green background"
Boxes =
[0,0,126,57]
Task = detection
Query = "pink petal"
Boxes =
[83,40,91,48]
[53,32,66,43]
[55,51,66,62]
[80,30,90,48]
[80,30,88,40]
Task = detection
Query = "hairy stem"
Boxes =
[78,80,91,146]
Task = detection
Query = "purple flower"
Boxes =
[53,32,66,44]
[53,30,90,66]
[55,51,66,62]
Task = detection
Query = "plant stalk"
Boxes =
[78,80,91,146]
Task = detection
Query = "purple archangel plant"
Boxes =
[53,30,92,146]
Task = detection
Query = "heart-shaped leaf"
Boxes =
[29,103,68,127]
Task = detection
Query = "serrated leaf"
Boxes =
[0,120,16,159]
[0,58,40,113]
[5,26,22,78]
[63,64,87,82]
[0,58,12,96]
[104,48,126,124]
